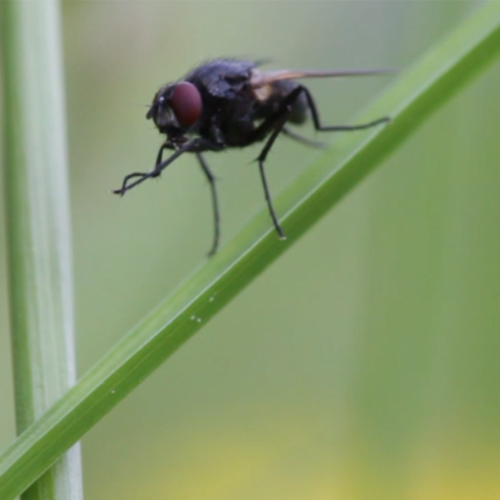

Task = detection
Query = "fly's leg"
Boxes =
[155,142,174,167]
[113,139,222,196]
[254,103,298,240]
[247,86,313,239]
[282,127,326,148]
[113,142,181,195]
[113,150,181,195]
[301,86,390,131]
[250,86,325,239]
[196,152,220,256]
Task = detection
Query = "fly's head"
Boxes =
[146,81,202,144]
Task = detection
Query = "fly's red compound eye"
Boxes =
[170,81,202,127]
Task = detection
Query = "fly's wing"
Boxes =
[250,68,393,89]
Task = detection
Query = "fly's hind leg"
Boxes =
[300,86,390,132]
[282,127,326,148]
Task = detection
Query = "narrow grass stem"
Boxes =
[1,2,83,500]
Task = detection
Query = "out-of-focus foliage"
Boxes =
[0,2,499,499]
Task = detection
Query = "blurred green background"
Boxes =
[1,1,500,499]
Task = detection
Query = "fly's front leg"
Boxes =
[154,142,175,170]
[112,138,223,196]
[113,142,175,196]
[113,145,185,195]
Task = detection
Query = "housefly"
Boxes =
[113,58,390,255]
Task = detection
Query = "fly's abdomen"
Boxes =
[265,80,308,125]
[288,93,308,124]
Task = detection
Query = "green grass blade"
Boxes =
[1,3,500,499]
[1,1,83,500]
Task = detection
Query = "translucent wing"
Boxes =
[250,68,393,89]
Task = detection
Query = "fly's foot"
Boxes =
[112,171,158,196]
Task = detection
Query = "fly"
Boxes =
[113,58,391,255]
